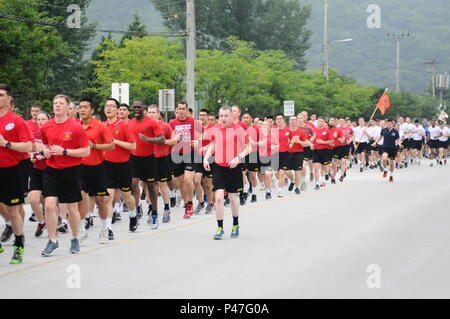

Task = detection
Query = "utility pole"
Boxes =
[424,58,438,97]
[387,32,410,93]
[323,0,329,82]
[186,0,196,115]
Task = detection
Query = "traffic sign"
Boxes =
[159,89,175,112]
[111,83,129,106]
[284,101,295,116]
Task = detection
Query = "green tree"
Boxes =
[120,12,147,47]
[89,36,185,106]
[150,0,312,68]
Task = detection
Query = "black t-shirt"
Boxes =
[381,128,399,149]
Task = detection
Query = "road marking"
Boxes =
[0,180,361,278]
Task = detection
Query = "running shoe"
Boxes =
[112,211,118,224]
[265,192,271,200]
[224,196,230,207]
[122,202,129,212]
[194,202,206,215]
[10,246,24,264]
[42,240,59,256]
[35,222,46,237]
[331,178,336,184]
[360,167,363,173]
[150,215,159,230]
[300,181,307,191]
[99,229,108,244]
[115,212,122,221]
[231,225,240,238]
[79,228,88,242]
[251,194,257,203]
[0,244,3,254]
[170,197,176,208]
[213,227,225,240]
[70,238,80,254]
[205,203,214,214]
[339,176,344,182]
[136,205,142,219]
[325,174,329,181]
[239,193,246,206]
[140,189,146,200]
[162,210,171,223]
[315,184,320,190]
[389,176,394,183]
[183,203,194,219]
[28,213,38,222]
[294,188,301,195]
[57,222,68,233]
[320,183,326,187]
[108,229,114,240]
[288,182,295,192]
[1,225,13,243]
[129,216,139,232]
[309,173,314,182]
[383,171,387,178]
[277,190,283,198]
[85,217,91,230]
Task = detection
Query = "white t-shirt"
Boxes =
[399,123,410,139]
[353,126,369,143]
[406,123,416,138]
[412,126,425,141]
[438,127,449,141]
[429,126,441,140]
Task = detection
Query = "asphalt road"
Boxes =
[0,159,449,299]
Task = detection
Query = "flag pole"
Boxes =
[354,88,389,152]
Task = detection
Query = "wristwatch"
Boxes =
[5,141,12,149]
[91,144,97,149]
[63,149,68,156]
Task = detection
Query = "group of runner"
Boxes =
[0,83,449,264]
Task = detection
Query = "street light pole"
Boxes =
[323,0,329,82]
[186,0,196,115]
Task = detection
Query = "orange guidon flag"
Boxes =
[377,92,390,115]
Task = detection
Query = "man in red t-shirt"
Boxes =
[0,84,34,264]
[241,112,260,203]
[26,104,42,136]
[191,108,214,215]
[311,117,334,190]
[288,116,310,194]
[298,112,315,186]
[148,104,174,225]
[328,117,344,184]
[78,99,114,243]
[103,98,138,232]
[337,118,354,182]
[169,102,202,218]
[203,106,251,240]
[40,94,90,256]
[129,101,164,224]
[275,114,294,198]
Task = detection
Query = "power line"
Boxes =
[0,13,186,37]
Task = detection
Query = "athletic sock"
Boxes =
[101,219,107,230]
[106,218,112,230]
[233,216,239,226]
[164,203,170,210]
[217,220,223,228]
[114,202,121,212]
[5,220,11,226]
[14,235,24,248]
[129,209,136,218]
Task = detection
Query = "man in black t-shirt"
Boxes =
[372,120,400,182]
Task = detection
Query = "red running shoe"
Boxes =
[383,171,387,178]
[389,176,393,183]
[183,203,193,219]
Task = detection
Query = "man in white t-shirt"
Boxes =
[398,117,410,167]
[437,121,449,165]
[353,117,370,172]
[427,121,441,166]
[411,120,425,165]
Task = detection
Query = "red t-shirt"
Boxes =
[305,121,316,130]
[278,126,291,153]
[258,129,278,157]
[197,124,213,155]
[169,117,201,154]
[313,127,334,150]
[234,120,247,130]
[32,128,46,170]
[299,124,314,139]
[209,123,249,167]
[26,120,40,136]
[330,127,343,149]
[244,124,259,153]
[104,118,136,163]
[288,128,308,153]
[0,111,34,168]
[81,119,113,166]
[129,117,163,157]
[341,127,354,145]
[154,121,172,158]
[41,118,89,169]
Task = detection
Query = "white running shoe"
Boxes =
[99,229,108,244]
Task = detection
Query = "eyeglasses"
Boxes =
[105,104,118,108]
